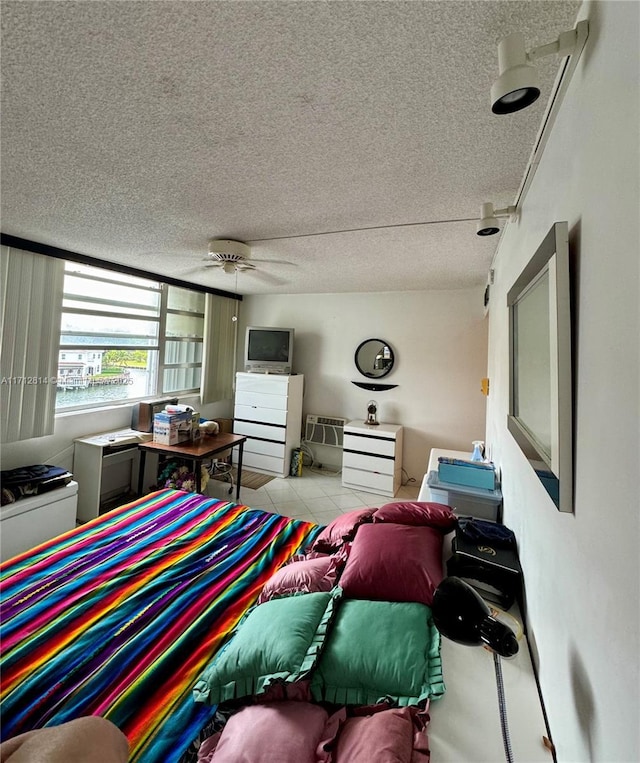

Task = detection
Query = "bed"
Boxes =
[3,489,544,762]
[0,489,321,761]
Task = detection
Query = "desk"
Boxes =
[74,429,153,522]
[137,434,247,502]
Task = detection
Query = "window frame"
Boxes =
[57,263,204,413]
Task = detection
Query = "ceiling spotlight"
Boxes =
[476,202,517,237]
[491,21,589,114]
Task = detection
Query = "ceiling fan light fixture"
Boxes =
[208,238,251,260]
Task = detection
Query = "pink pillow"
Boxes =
[339,523,445,606]
[197,701,339,763]
[311,508,374,552]
[373,501,457,531]
[333,705,430,763]
[257,556,338,603]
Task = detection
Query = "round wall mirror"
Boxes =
[355,339,395,378]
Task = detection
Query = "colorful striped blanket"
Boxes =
[0,489,321,761]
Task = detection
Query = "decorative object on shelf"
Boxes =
[432,576,519,763]
[471,440,485,462]
[365,400,379,426]
[159,460,209,493]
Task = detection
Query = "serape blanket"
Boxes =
[0,489,321,761]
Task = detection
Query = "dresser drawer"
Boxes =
[234,404,288,427]
[234,420,286,443]
[343,432,396,458]
[236,374,291,396]
[343,450,395,476]
[235,390,289,411]
[244,438,285,460]
[342,466,395,495]
[243,451,285,475]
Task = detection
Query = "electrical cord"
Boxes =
[493,652,515,763]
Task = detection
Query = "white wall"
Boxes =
[486,2,639,761]
[239,288,488,484]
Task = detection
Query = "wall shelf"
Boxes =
[351,381,398,392]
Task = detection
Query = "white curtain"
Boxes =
[1,246,64,442]
[200,293,238,404]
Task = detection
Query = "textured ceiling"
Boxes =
[1,0,581,295]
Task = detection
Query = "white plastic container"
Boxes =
[1,481,78,561]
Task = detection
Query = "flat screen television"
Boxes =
[244,326,294,374]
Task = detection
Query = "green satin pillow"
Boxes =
[311,598,445,707]
[194,591,339,705]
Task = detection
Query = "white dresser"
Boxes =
[341,421,403,497]
[233,372,304,477]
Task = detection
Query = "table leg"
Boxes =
[137,450,147,496]
[235,441,244,502]
[195,458,201,494]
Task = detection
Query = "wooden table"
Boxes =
[137,433,247,501]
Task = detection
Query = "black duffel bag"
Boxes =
[1,464,73,505]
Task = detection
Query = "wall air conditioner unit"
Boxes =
[305,415,347,448]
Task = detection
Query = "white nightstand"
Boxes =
[341,421,403,497]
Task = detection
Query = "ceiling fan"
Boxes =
[202,239,292,274]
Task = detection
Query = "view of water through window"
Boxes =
[55,367,150,409]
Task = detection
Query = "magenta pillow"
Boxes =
[197,701,340,763]
[338,522,445,605]
[310,508,374,552]
[257,556,339,603]
[373,501,457,531]
[333,705,430,763]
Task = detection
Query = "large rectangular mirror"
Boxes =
[507,222,573,512]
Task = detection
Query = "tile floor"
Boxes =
[205,466,420,526]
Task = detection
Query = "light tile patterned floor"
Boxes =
[205,466,420,526]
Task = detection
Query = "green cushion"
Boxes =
[310,599,445,706]
[193,591,339,705]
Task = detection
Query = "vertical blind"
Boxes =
[201,293,238,404]
[1,247,64,442]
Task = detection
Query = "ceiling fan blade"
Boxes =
[237,263,256,271]
[248,269,287,285]
[249,258,296,266]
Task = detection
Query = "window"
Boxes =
[57,263,205,411]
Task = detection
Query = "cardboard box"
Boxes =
[153,411,193,445]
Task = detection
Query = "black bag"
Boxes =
[447,522,522,609]
[1,464,73,505]
[457,517,516,549]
